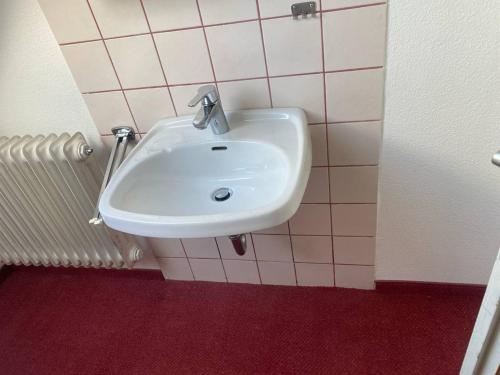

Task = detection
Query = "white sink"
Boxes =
[99,108,311,238]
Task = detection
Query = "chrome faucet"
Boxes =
[188,85,230,135]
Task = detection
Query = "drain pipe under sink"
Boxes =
[229,234,247,256]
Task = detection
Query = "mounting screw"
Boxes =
[78,144,94,160]
[82,145,94,156]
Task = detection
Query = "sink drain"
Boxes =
[212,187,232,202]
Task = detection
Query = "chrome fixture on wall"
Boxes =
[90,126,135,225]
[229,234,247,256]
[291,2,317,18]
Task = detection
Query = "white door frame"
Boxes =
[460,249,500,374]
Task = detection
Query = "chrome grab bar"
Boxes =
[89,126,135,225]
[493,150,500,167]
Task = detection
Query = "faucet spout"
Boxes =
[188,85,230,135]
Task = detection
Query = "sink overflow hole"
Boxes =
[211,146,227,151]
[212,188,232,202]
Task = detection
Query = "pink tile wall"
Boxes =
[39,0,386,290]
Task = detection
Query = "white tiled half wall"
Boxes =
[39,0,386,290]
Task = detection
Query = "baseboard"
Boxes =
[376,280,486,296]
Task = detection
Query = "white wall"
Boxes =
[376,1,500,284]
[0,0,101,146]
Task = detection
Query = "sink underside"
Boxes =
[100,108,311,238]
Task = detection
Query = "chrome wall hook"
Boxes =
[291,2,317,19]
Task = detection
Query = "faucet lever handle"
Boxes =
[188,85,219,107]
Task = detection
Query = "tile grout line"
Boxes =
[84,0,141,137]
[139,0,178,117]
[249,234,263,284]
[213,238,228,282]
[292,234,375,238]
[298,202,378,205]
[318,0,335,285]
[165,258,374,267]
[60,38,102,46]
[81,68,383,95]
[329,119,381,124]
[254,233,375,238]
[288,229,299,286]
[173,258,375,266]
[273,202,379,205]
[59,2,387,46]
[195,0,220,95]
[283,221,298,286]
[178,239,196,280]
[326,66,383,74]
[167,80,215,87]
[170,259,374,267]
[169,258,375,268]
[334,263,375,267]
[255,0,273,107]
[313,164,379,168]
[322,2,386,13]
[165,258,376,267]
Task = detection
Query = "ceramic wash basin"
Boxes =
[99,108,311,238]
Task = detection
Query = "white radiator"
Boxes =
[0,133,142,269]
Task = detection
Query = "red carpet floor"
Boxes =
[0,267,482,375]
